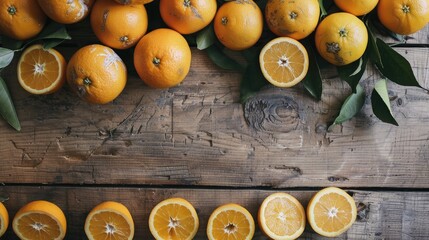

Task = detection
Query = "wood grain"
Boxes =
[0,186,428,239]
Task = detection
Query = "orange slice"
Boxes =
[207,203,255,240]
[85,201,134,240]
[307,187,357,237]
[17,44,66,94]
[258,193,305,240]
[0,202,9,237]
[12,200,67,240]
[259,37,309,87]
[149,197,199,240]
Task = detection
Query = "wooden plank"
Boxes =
[0,186,428,239]
[1,46,429,188]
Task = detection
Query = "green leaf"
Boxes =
[331,84,365,126]
[0,193,9,202]
[240,61,268,103]
[302,39,323,100]
[43,39,66,49]
[196,24,216,50]
[337,53,368,93]
[0,35,24,50]
[371,79,398,126]
[0,77,21,131]
[376,38,423,89]
[35,21,71,41]
[205,45,245,72]
[0,48,15,69]
[319,0,328,18]
[365,19,383,67]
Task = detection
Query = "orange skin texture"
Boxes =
[13,200,67,239]
[160,0,217,34]
[214,0,263,51]
[134,28,192,89]
[37,0,94,24]
[91,0,148,49]
[265,0,320,40]
[315,12,368,66]
[113,0,154,4]
[0,202,8,237]
[378,0,429,35]
[0,0,46,40]
[66,44,127,104]
[334,0,379,16]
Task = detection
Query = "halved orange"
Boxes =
[149,197,199,240]
[0,202,9,237]
[85,201,134,240]
[259,37,309,88]
[12,200,67,240]
[307,187,357,237]
[258,193,305,240]
[207,203,255,240]
[17,44,66,94]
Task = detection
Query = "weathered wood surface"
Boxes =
[1,45,428,188]
[1,186,428,239]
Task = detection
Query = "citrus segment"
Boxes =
[207,203,255,240]
[258,193,305,240]
[265,0,320,40]
[315,12,368,66]
[0,202,9,237]
[12,200,67,240]
[377,0,429,35]
[149,198,199,240]
[259,37,309,88]
[17,44,66,95]
[307,187,357,237]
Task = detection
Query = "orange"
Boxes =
[85,201,134,240]
[36,0,94,24]
[377,0,429,35]
[0,202,9,237]
[113,0,154,4]
[0,0,46,40]
[160,0,217,34]
[90,0,148,49]
[259,37,309,88]
[149,198,199,240]
[214,0,263,51]
[334,0,379,16]
[307,187,357,237]
[265,0,320,40]
[315,12,368,66]
[207,203,255,240]
[258,193,305,240]
[66,44,127,104]
[12,200,67,240]
[134,28,192,88]
[17,44,66,95]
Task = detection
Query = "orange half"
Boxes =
[12,200,67,240]
[307,187,357,237]
[259,37,309,88]
[17,44,66,94]
[85,201,134,240]
[149,197,199,240]
[0,202,9,237]
[258,193,305,240]
[207,203,255,240]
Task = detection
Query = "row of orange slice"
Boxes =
[0,187,356,239]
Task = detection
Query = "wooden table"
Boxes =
[1,19,428,239]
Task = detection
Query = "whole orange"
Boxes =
[378,0,429,35]
[315,12,368,66]
[334,0,379,16]
[37,0,94,24]
[160,0,217,34]
[91,0,148,49]
[67,44,127,104]
[113,0,154,4]
[265,0,320,40]
[134,28,192,88]
[0,0,46,40]
[214,0,263,51]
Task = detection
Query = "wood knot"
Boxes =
[244,94,300,132]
